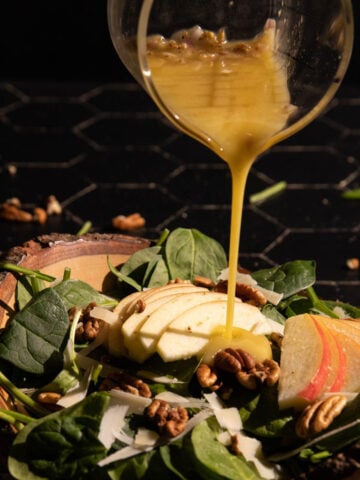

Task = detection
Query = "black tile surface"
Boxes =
[0,81,359,306]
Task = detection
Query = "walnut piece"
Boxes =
[296,395,347,438]
[70,302,103,343]
[99,372,152,398]
[145,399,188,438]
[112,212,145,231]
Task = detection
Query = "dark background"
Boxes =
[0,0,359,84]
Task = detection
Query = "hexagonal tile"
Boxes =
[66,184,182,230]
[266,231,360,281]
[254,148,357,185]
[0,130,88,165]
[162,134,223,165]
[85,84,157,113]
[0,165,91,204]
[76,114,175,150]
[326,101,360,131]
[258,188,359,229]
[6,101,92,129]
[278,118,343,147]
[0,85,23,109]
[79,148,179,184]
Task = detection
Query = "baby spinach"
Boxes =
[113,228,227,293]
[53,279,118,310]
[0,288,69,376]
[8,392,110,480]
[190,417,262,480]
[251,260,316,299]
[165,228,227,282]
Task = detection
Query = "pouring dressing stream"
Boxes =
[141,20,293,337]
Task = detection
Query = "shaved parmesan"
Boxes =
[98,403,128,449]
[108,389,152,414]
[134,427,159,447]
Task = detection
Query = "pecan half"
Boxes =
[196,363,222,390]
[214,281,267,306]
[296,395,347,438]
[99,372,152,398]
[145,399,188,438]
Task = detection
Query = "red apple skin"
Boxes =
[298,317,332,401]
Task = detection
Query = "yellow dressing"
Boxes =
[147,22,292,337]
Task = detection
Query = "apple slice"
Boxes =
[156,300,272,362]
[278,314,360,410]
[137,291,237,357]
[278,314,331,409]
[121,285,208,359]
[108,284,207,358]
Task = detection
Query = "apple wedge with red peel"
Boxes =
[278,314,330,410]
[278,314,360,410]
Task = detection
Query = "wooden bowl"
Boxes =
[0,233,150,328]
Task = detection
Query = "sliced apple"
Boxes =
[156,300,272,362]
[137,291,236,358]
[108,283,207,358]
[278,314,330,409]
[278,314,360,410]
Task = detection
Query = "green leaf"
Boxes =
[190,417,262,480]
[251,260,316,299]
[119,246,170,289]
[8,392,110,480]
[0,288,69,375]
[165,228,227,282]
[54,280,118,310]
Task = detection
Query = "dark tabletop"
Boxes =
[0,0,359,307]
[0,79,359,306]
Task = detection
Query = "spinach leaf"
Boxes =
[251,260,316,299]
[107,449,175,480]
[54,279,118,310]
[190,416,262,480]
[165,228,227,282]
[8,392,110,480]
[119,246,170,290]
[15,275,38,311]
[0,288,69,375]
[238,386,294,439]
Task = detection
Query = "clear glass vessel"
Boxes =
[108,0,353,333]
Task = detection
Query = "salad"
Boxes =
[0,228,359,480]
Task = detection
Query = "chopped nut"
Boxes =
[112,212,145,231]
[214,280,267,307]
[4,197,21,207]
[46,195,62,215]
[193,275,216,289]
[167,278,191,284]
[209,348,280,391]
[99,372,152,398]
[145,399,188,437]
[196,363,222,390]
[37,392,62,404]
[296,395,347,438]
[70,302,103,343]
[214,348,256,373]
[230,433,243,455]
[0,203,33,222]
[33,207,47,224]
[270,332,283,349]
[346,258,359,270]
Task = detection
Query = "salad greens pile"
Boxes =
[0,227,359,480]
